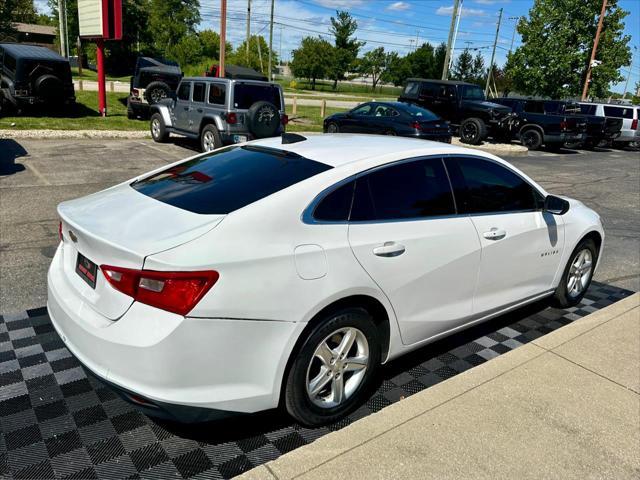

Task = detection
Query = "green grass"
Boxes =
[286,105,348,132]
[0,91,147,131]
[71,67,130,83]
[277,78,402,98]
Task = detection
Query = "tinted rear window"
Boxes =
[580,104,597,115]
[233,83,281,109]
[132,146,331,214]
[603,106,633,118]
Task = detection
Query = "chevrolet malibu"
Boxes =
[48,134,603,426]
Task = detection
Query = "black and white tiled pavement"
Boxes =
[0,282,633,479]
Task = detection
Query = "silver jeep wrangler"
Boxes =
[149,76,287,152]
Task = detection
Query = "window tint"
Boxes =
[313,181,355,221]
[580,104,597,115]
[352,104,372,116]
[403,103,439,120]
[420,83,439,97]
[403,81,420,96]
[177,82,190,101]
[372,104,398,117]
[132,146,331,215]
[233,83,281,109]
[208,83,226,105]
[524,101,544,114]
[461,85,483,100]
[351,158,455,221]
[602,106,633,118]
[446,157,539,214]
[192,82,205,103]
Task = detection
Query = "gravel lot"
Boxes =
[0,138,637,313]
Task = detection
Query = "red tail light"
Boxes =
[410,121,422,131]
[560,120,568,131]
[131,88,139,98]
[226,112,237,124]
[281,114,289,125]
[101,265,219,316]
[58,221,63,242]
[631,119,638,130]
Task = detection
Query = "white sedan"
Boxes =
[47,134,603,426]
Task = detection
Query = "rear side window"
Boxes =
[580,104,597,115]
[208,83,226,105]
[446,157,540,214]
[403,81,420,96]
[351,158,455,221]
[233,83,281,109]
[177,82,190,101]
[132,146,331,215]
[313,181,355,222]
[192,82,205,103]
[524,101,544,114]
[603,106,623,117]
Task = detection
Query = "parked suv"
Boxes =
[578,103,638,148]
[494,98,587,150]
[398,78,514,144]
[0,43,75,114]
[127,57,182,119]
[150,77,287,151]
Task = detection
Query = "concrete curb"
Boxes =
[0,129,150,139]
[238,292,639,480]
[451,137,529,157]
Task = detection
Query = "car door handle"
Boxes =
[197,108,203,113]
[373,242,405,257]
[483,228,507,241]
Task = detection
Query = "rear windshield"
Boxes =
[402,103,439,120]
[233,83,281,109]
[131,146,331,214]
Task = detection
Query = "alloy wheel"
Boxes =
[150,89,167,104]
[202,131,215,151]
[567,248,593,298]
[306,327,369,408]
[462,123,478,141]
[151,119,160,139]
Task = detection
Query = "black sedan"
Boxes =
[323,101,451,142]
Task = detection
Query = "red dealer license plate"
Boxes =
[76,252,98,289]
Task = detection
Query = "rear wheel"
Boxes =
[326,122,339,133]
[200,124,222,152]
[520,128,543,150]
[551,238,597,308]
[285,308,381,426]
[460,118,487,145]
[150,113,168,143]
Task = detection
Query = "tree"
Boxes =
[504,0,631,98]
[381,51,411,86]
[12,0,38,23]
[291,36,334,90]
[404,42,447,79]
[451,48,474,82]
[359,47,388,90]
[148,0,200,55]
[1,0,18,41]
[471,52,486,84]
[229,35,276,75]
[199,30,231,60]
[329,11,364,89]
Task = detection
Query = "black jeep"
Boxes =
[398,78,514,144]
[0,43,75,115]
[127,57,183,119]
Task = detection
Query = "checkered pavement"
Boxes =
[0,282,633,479]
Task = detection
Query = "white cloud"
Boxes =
[436,5,487,17]
[314,0,365,7]
[387,2,410,11]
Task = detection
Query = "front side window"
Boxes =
[446,156,540,214]
[177,82,191,101]
[208,83,226,105]
[192,82,205,103]
[461,85,484,100]
[351,158,455,221]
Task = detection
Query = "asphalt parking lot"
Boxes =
[1,137,638,313]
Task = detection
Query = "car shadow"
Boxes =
[0,139,27,175]
[8,102,99,119]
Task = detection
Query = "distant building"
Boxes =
[12,23,57,50]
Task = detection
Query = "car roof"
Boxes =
[249,134,478,168]
[0,43,67,62]
[181,76,277,85]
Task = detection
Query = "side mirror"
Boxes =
[544,195,570,215]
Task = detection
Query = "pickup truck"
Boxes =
[493,98,587,150]
[543,101,622,148]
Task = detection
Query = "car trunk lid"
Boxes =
[58,183,224,319]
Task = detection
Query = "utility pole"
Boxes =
[57,0,67,58]
[508,16,519,54]
[268,0,275,81]
[442,0,461,80]
[416,30,420,49]
[219,0,227,77]
[582,0,607,101]
[279,25,283,64]
[485,7,503,97]
[621,59,633,99]
[246,0,251,62]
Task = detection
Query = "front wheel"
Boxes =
[551,238,598,308]
[285,308,381,426]
[150,113,168,143]
[459,118,487,145]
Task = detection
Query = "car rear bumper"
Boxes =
[47,245,302,418]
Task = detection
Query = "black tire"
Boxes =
[285,307,381,427]
[149,113,168,143]
[326,122,339,133]
[459,117,487,145]
[551,238,598,308]
[520,128,543,150]
[33,74,64,104]
[144,81,171,105]
[246,100,280,138]
[200,124,222,152]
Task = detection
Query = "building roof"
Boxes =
[13,23,56,36]
[0,43,66,61]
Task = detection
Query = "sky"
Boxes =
[35,0,640,93]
